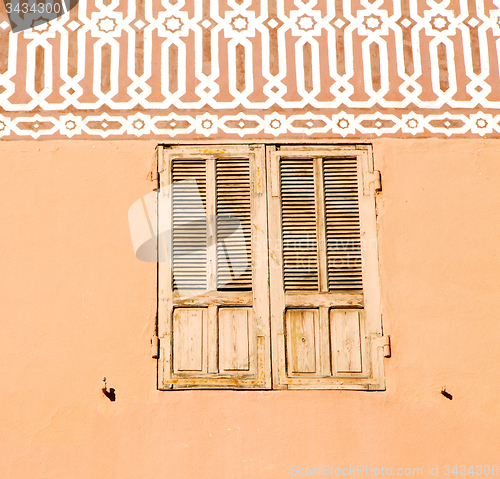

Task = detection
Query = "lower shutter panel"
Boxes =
[286,309,319,374]
[172,307,255,378]
[173,308,205,373]
[331,310,362,373]
[219,308,252,372]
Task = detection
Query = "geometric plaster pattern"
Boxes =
[1,0,500,138]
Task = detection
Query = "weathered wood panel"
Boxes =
[286,309,318,374]
[219,308,251,372]
[331,310,362,373]
[173,308,205,373]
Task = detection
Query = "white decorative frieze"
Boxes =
[0,0,499,138]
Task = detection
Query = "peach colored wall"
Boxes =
[0,139,499,478]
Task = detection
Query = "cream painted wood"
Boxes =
[216,157,252,289]
[323,156,363,290]
[159,144,384,390]
[206,160,217,293]
[318,306,332,376]
[173,291,252,307]
[313,158,328,293]
[280,158,319,291]
[247,144,271,388]
[207,305,219,374]
[286,309,318,374]
[357,146,384,385]
[331,310,362,373]
[284,293,363,308]
[157,146,174,388]
[270,147,359,197]
[268,145,385,390]
[158,145,271,389]
[219,308,251,372]
[173,308,206,373]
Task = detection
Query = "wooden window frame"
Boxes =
[267,145,385,390]
[156,143,388,391]
[157,145,271,389]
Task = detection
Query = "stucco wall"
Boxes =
[0,139,499,478]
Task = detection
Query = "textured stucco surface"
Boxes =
[0,139,499,478]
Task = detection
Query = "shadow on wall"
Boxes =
[102,378,116,402]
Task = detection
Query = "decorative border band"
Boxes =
[0,111,499,139]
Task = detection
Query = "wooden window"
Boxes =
[157,145,271,389]
[157,144,387,390]
[268,145,385,390]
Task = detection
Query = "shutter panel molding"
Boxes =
[158,145,271,389]
[268,145,386,390]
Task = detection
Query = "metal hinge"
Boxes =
[382,335,391,358]
[151,335,160,359]
[148,169,159,191]
[363,170,382,196]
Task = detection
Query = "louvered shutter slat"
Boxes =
[280,159,319,291]
[323,157,363,291]
[172,158,207,290]
[216,158,252,291]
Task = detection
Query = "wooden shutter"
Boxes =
[268,145,386,390]
[157,145,271,389]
